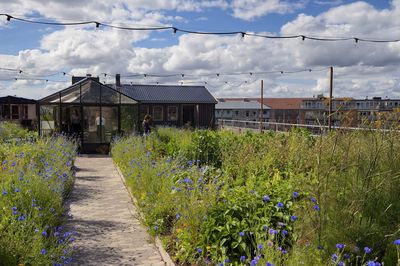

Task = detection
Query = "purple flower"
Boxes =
[393,239,400,245]
[239,232,245,237]
[15,188,20,193]
[2,190,7,195]
[290,215,298,221]
[336,243,345,249]
[263,195,270,202]
[313,205,320,211]
[18,215,26,221]
[268,229,277,234]
[263,225,268,230]
[364,247,372,254]
[240,256,246,262]
[257,244,263,250]
[338,261,344,266]
[343,253,350,259]
[282,230,288,235]
[292,191,299,198]
[196,248,202,253]
[332,253,338,262]
[41,249,46,255]
[266,262,274,266]
[42,231,48,237]
[176,213,181,219]
[12,206,17,211]
[277,202,284,208]
[310,197,317,203]
[367,261,377,266]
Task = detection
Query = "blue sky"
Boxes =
[0,0,399,99]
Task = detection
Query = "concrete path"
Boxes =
[66,155,165,266]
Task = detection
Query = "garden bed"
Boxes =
[112,127,400,265]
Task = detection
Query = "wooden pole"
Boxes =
[260,80,264,133]
[328,66,333,131]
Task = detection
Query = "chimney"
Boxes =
[116,74,121,87]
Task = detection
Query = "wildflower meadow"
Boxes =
[112,127,400,265]
[0,122,77,266]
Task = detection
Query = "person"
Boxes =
[142,114,152,136]
[95,112,106,140]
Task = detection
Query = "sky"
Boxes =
[0,0,399,100]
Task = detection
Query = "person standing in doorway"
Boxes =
[142,114,152,136]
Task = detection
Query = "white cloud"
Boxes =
[230,0,308,21]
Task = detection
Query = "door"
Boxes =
[182,105,195,127]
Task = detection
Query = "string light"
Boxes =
[1,13,400,43]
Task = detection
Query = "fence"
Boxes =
[217,119,398,135]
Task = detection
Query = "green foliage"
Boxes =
[0,122,37,143]
[112,127,400,265]
[0,133,77,265]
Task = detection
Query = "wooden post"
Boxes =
[328,67,333,131]
[260,80,264,133]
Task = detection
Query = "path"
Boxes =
[66,155,165,266]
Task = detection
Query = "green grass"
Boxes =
[0,123,77,266]
[112,127,400,265]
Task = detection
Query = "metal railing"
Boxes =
[217,119,399,134]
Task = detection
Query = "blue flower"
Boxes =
[196,248,202,253]
[343,253,350,259]
[268,229,277,234]
[42,231,48,237]
[224,259,230,263]
[290,215,298,221]
[310,197,317,203]
[277,202,284,208]
[41,249,46,255]
[266,262,274,266]
[313,205,320,211]
[393,239,400,245]
[292,191,299,198]
[282,230,288,235]
[15,188,20,192]
[2,190,7,195]
[263,195,270,202]
[18,215,26,221]
[12,206,17,211]
[331,253,338,262]
[176,213,181,219]
[262,225,268,230]
[239,232,245,237]
[367,261,377,266]
[336,243,345,249]
[240,256,246,262]
[257,244,263,250]
[364,247,372,254]
[338,261,344,266]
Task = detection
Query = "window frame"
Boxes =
[167,106,178,121]
[152,105,164,121]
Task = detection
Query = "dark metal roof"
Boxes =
[0,95,37,104]
[118,84,217,104]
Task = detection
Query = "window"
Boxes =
[1,105,10,119]
[235,111,239,115]
[153,106,163,121]
[246,111,249,117]
[12,105,19,119]
[167,106,178,121]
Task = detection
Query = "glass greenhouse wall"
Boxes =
[39,78,138,153]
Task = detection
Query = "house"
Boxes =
[301,96,400,127]
[0,95,37,129]
[218,98,308,124]
[38,74,216,153]
[215,99,270,123]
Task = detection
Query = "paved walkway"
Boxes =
[66,155,165,266]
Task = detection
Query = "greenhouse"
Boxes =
[38,76,138,153]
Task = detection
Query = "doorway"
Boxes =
[182,105,195,127]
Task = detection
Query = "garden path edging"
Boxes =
[114,162,176,266]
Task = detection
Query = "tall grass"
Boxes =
[0,124,77,266]
[112,127,400,265]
